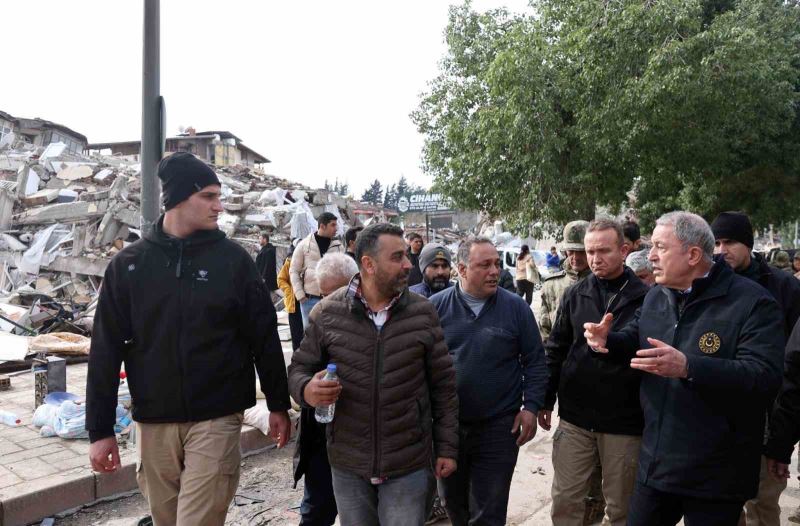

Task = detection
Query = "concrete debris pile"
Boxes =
[0,139,360,344]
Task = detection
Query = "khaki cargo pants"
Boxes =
[136,413,243,526]
[551,419,641,526]
[739,455,787,526]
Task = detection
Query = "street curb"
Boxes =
[0,426,278,526]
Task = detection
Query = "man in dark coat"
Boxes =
[711,211,800,524]
[585,211,784,526]
[406,232,425,287]
[256,232,278,296]
[765,319,800,492]
[544,219,649,525]
[86,153,291,525]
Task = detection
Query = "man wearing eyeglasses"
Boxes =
[542,218,649,526]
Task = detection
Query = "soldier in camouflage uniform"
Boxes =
[538,221,591,341]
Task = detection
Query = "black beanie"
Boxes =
[711,211,754,249]
[157,152,221,210]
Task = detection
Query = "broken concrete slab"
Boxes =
[93,168,114,183]
[0,250,109,277]
[0,187,15,230]
[112,207,139,228]
[16,165,40,197]
[39,142,67,162]
[78,190,111,202]
[20,189,59,207]
[55,165,93,182]
[13,200,109,226]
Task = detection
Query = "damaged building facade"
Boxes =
[87,127,269,168]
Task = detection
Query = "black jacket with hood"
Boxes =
[746,252,800,338]
[86,217,290,441]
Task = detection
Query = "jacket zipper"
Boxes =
[371,327,383,480]
[647,298,687,482]
[174,241,190,419]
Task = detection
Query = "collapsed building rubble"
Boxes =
[0,137,372,364]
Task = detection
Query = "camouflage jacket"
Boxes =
[538,266,591,341]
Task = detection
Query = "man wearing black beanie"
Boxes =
[711,210,800,525]
[86,152,292,526]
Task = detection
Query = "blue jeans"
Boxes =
[299,441,337,526]
[331,466,434,526]
[440,412,520,526]
[300,296,321,329]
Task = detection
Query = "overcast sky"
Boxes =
[2,0,531,196]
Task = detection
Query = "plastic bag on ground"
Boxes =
[243,405,270,436]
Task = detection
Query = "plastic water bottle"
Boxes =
[0,410,20,426]
[314,364,338,424]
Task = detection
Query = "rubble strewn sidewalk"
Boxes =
[0,349,294,526]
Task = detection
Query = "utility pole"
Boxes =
[140,0,162,235]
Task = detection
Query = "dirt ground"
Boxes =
[52,420,800,526]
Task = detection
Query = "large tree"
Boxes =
[412,0,800,231]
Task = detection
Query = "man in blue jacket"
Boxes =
[431,237,547,526]
[585,211,784,526]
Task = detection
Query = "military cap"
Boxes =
[561,220,589,251]
[774,250,791,270]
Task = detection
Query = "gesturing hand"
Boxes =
[583,313,613,353]
[630,338,688,378]
[303,369,342,408]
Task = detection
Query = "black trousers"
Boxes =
[627,481,744,526]
[289,299,304,350]
[516,280,534,305]
[300,439,338,526]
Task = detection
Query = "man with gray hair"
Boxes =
[626,250,655,286]
[316,252,359,297]
[584,211,784,525]
[292,252,359,526]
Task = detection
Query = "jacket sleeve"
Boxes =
[685,297,784,399]
[766,319,800,464]
[425,306,459,460]
[86,259,131,442]
[289,239,307,301]
[783,277,800,340]
[287,306,326,407]
[539,288,553,341]
[605,308,642,359]
[543,293,572,410]
[520,301,547,414]
[277,258,293,303]
[241,260,291,412]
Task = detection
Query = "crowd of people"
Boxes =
[83,153,800,526]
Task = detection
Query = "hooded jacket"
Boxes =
[86,217,290,441]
